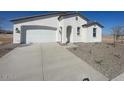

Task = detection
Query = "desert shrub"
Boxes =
[73,47,77,51]
[94,58,103,65]
[106,45,110,48]
[114,53,121,59]
[89,49,92,54]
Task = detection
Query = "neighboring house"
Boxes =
[11,12,104,44]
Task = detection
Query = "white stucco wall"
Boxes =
[81,28,88,43]
[57,19,64,42]
[13,25,21,43]
[86,25,102,42]
[61,16,87,43]
[13,14,102,44]
[13,16,59,43]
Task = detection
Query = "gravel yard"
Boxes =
[67,43,124,80]
[0,34,21,57]
[0,44,31,57]
[0,44,19,57]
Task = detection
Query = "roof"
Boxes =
[11,12,89,23]
[58,12,89,21]
[82,21,104,28]
[11,12,103,28]
[11,12,65,22]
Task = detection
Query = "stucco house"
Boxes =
[11,12,104,44]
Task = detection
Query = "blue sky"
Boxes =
[0,11,124,35]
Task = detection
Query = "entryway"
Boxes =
[66,26,72,44]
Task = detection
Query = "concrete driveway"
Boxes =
[112,72,124,81]
[0,43,108,81]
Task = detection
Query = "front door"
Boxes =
[66,26,72,43]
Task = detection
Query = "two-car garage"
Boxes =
[20,25,57,44]
[26,29,56,44]
[12,13,59,44]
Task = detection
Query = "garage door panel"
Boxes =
[26,29,56,43]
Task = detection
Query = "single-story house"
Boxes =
[11,12,104,44]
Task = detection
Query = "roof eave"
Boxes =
[82,22,104,28]
[11,12,68,22]
[58,13,89,22]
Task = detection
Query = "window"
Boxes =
[77,27,80,35]
[93,28,96,37]
[76,16,78,21]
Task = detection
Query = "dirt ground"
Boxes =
[68,42,124,80]
[102,36,113,43]
[0,44,20,57]
[0,34,17,57]
[103,35,124,44]
[0,34,13,45]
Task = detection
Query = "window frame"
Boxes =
[76,16,78,21]
[77,27,80,36]
[93,28,97,37]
